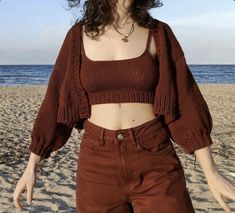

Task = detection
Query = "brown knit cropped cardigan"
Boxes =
[28,18,214,159]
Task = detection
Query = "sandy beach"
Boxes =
[0,83,234,213]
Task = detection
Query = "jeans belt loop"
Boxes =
[100,128,105,146]
[128,129,137,147]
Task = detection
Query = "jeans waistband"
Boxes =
[83,114,167,144]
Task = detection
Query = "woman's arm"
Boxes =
[194,146,217,178]
[27,153,41,170]
[13,153,41,208]
[160,21,235,213]
[13,25,76,209]
[195,147,235,213]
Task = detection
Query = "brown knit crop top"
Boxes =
[80,27,159,105]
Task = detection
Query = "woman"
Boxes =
[13,0,235,212]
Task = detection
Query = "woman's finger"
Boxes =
[214,193,231,213]
[13,184,25,208]
[26,184,33,205]
[220,175,235,201]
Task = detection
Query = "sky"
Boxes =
[0,0,234,65]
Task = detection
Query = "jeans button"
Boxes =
[117,133,124,141]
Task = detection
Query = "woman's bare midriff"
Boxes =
[87,102,158,130]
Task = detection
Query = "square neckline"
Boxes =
[81,25,152,63]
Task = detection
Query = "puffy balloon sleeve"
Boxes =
[162,22,214,155]
[168,55,214,155]
[28,25,75,159]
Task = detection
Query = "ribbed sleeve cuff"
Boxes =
[28,136,51,159]
[181,130,214,155]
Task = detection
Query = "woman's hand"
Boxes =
[194,146,235,213]
[206,169,235,213]
[13,153,41,208]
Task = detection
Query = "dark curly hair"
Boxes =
[66,0,163,40]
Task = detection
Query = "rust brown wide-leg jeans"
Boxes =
[76,115,195,213]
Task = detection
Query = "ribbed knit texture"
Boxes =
[80,28,159,105]
[28,18,214,159]
[167,56,214,154]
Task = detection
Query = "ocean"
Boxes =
[0,64,234,86]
